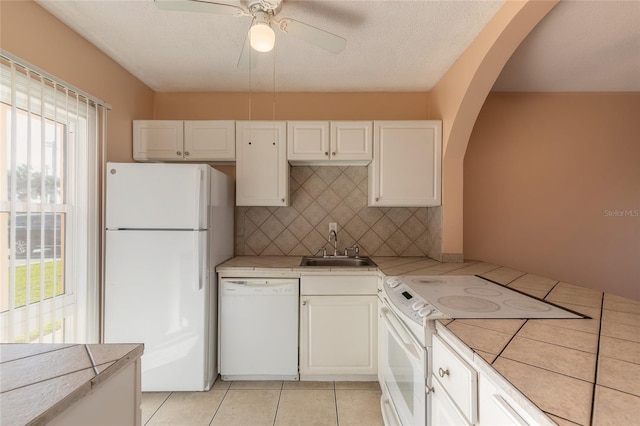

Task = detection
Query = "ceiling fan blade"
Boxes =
[154,0,246,16]
[237,28,258,70]
[276,18,346,54]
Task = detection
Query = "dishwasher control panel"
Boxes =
[221,279,299,296]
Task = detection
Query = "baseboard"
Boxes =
[441,253,464,263]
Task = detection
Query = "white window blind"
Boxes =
[0,51,107,344]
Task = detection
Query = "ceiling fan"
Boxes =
[154,0,347,68]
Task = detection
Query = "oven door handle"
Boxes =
[380,394,402,426]
[380,306,422,362]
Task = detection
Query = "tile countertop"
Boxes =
[0,343,143,426]
[217,256,640,426]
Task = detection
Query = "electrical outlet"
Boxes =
[329,222,337,233]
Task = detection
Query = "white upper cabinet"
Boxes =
[287,121,329,162]
[133,120,235,162]
[368,120,442,207]
[236,121,289,207]
[331,121,373,163]
[287,121,372,165]
[133,120,183,161]
[183,121,235,161]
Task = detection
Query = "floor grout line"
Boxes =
[333,381,340,426]
[144,391,172,426]
[143,380,383,426]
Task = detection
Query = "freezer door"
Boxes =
[104,229,212,391]
[106,162,209,230]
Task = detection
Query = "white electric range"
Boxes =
[378,275,586,426]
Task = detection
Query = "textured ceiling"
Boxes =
[495,0,640,91]
[35,0,640,93]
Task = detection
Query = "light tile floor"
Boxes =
[142,379,384,426]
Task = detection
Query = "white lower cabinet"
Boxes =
[478,375,530,426]
[433,327,555,426]
[432,334,478,424]
[431,376,472,426]
[299,274,377,378]
[48,359,142,426]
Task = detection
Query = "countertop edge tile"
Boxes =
[0,343,143,426]
[88,344,144,388]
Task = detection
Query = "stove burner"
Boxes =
[464,287,503,297]
[503,299,552,312]
[437,296,501,312]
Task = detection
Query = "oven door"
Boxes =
[379,299,427,426]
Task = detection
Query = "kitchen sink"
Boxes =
[300,256,377,267]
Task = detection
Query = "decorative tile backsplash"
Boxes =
[235,166,442,259]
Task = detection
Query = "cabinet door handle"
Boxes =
[331,152,336,156]
[281,198,285,203]
[425,385,435,394]
[184,151,190,156]
[438,367,449,378]
[176,151,182,156]
[324,152,329,156]
[375,197,379,202]
[302,300,307,306]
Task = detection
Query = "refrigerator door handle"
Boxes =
[194,168,203,228]
[195,233,206,291]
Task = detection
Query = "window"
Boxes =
[0,53,106,344]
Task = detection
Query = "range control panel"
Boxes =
[384,277,446,325]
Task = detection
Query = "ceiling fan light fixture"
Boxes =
[249,20,275,53]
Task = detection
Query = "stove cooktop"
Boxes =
[395,275,586,319]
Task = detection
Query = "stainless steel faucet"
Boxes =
[329,229,338,256]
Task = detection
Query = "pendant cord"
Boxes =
[272,45,276,121]
[249,48,252,121]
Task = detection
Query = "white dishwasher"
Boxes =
[219,278,299,381]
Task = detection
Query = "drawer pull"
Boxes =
[438,367,449,378]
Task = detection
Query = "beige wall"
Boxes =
[153,91,430,121]
[464,92,640,300]
[0,0,155,163]
[429,0,558,261]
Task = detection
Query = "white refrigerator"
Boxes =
[103,162,234,392]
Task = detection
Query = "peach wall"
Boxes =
[0,0,155,162]
[465,92,640,300]
[429,0,558,261]
[153,92,430,121]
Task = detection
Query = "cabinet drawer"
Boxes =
[301,275,377,295]
[431,375,472,426]
[478,374,535,426]
[432,334,478,424]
